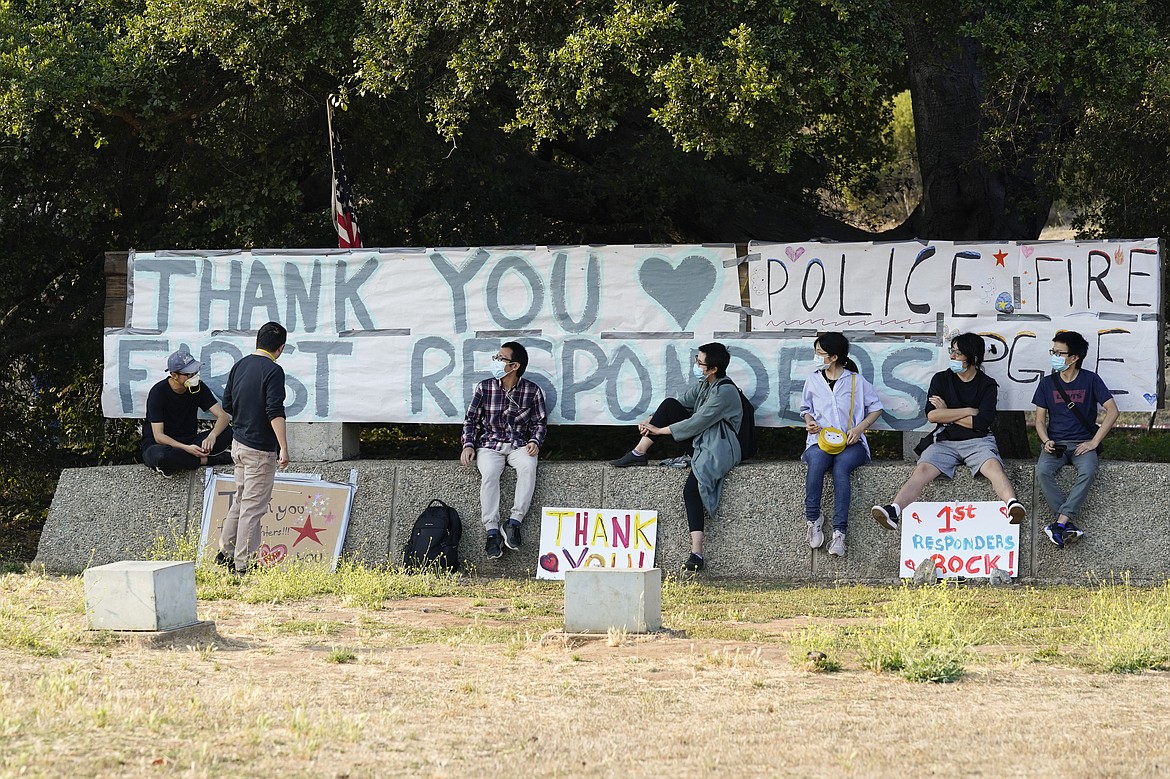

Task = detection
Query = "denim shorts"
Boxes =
[919,435,1001,479]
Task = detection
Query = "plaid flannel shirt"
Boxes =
[461,377,548,451]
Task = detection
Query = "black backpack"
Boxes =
[403,499,462,572]
[717,378,757,461]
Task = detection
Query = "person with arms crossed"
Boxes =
[872,333,1026,531]
[460,342,548,560]
[1033,330,1118,547]
[216,322,291,574]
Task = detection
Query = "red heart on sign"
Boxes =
[259,544,288,567]
[539,553,559,573]
[904,559,917,571]
[999,506,1009,518]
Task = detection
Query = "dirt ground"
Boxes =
[3,594,1170,778]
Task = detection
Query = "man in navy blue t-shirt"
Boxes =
[1033,330,1119,548]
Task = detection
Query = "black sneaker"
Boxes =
[610,450,648,467]
[871,504,900,531]
[682,553,705,572]
[1044,522,1066,548]
[1006,499,1026,525]
[485,533,504,559]
[503,521,521,551]
[1062,521,1085,545]
[213,551,234,570]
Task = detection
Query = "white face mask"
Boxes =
[184,373,201,391]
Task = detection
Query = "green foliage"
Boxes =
[856,582,975,683]
[1080,579,1170,673]
[2,0,1170,555]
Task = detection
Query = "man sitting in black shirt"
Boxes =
[141,348,233,476]
[871,333,1026,531]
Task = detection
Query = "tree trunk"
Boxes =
[894,3,1061,242]
[891,3,1067,456]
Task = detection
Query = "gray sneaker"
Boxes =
[485,533,504,560]
[828,530,846,557]
[806,517,825,549]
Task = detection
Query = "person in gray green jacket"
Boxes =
[611,342,743,572]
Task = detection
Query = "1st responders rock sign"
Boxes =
[898,501,1020,579]
[103,240,1162,427]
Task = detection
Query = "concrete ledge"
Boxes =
[34,460,1170,584]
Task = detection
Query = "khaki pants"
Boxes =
[219,440,278,571]
[476,443,538,532]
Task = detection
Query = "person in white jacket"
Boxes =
[799,333,883,556]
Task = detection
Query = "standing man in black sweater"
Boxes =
[215,321,291,574]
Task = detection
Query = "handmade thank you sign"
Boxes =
[536,507,658,581]
[899,501,1020,579]
[198,472,356,571]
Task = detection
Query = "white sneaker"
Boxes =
[806,517,825,549]
[828,530,846,557]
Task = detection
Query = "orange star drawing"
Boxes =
[291,515,325,547]
[993,250,1008,267]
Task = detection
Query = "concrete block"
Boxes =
[83,560,198,631]
[317,461,396,568]
[392,461,604,577]
[35,466,200,574]
[1032,462,1170,584]
[710,464,814,580]
[564,568,662,633]
[604,462,815,579]
[286,422,359,462]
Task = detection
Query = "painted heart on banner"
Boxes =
[638,255,717,330]
[785,246,805,262]
[1021,245,1035,258]
[538,553,559,573]
[259,543,288,567]
[1145,393,1158,405]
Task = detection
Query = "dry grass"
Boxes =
[3,569,1170,778]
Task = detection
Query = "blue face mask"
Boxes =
[692,363,706,380]
[1051,355,1067,372]
[949,359,965,374]
[491,361,508,380]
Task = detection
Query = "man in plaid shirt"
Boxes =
[460,342,548,559]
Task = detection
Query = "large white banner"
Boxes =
[747,240,1163,412]
[104,246,746,424]
[103,240,1163,426]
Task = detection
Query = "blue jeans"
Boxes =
[802,443,869,532]
[1036,440,1099,520]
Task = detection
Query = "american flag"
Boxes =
[327,101,362,248]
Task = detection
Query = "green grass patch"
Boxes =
[1079,579,1170,673]
[325,647,357,664]
[853,582,976,683]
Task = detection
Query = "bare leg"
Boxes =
[633,435,654,455]
[978,459,1017,502]
[892,462,943,509]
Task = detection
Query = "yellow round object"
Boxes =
[817,427,847,455]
